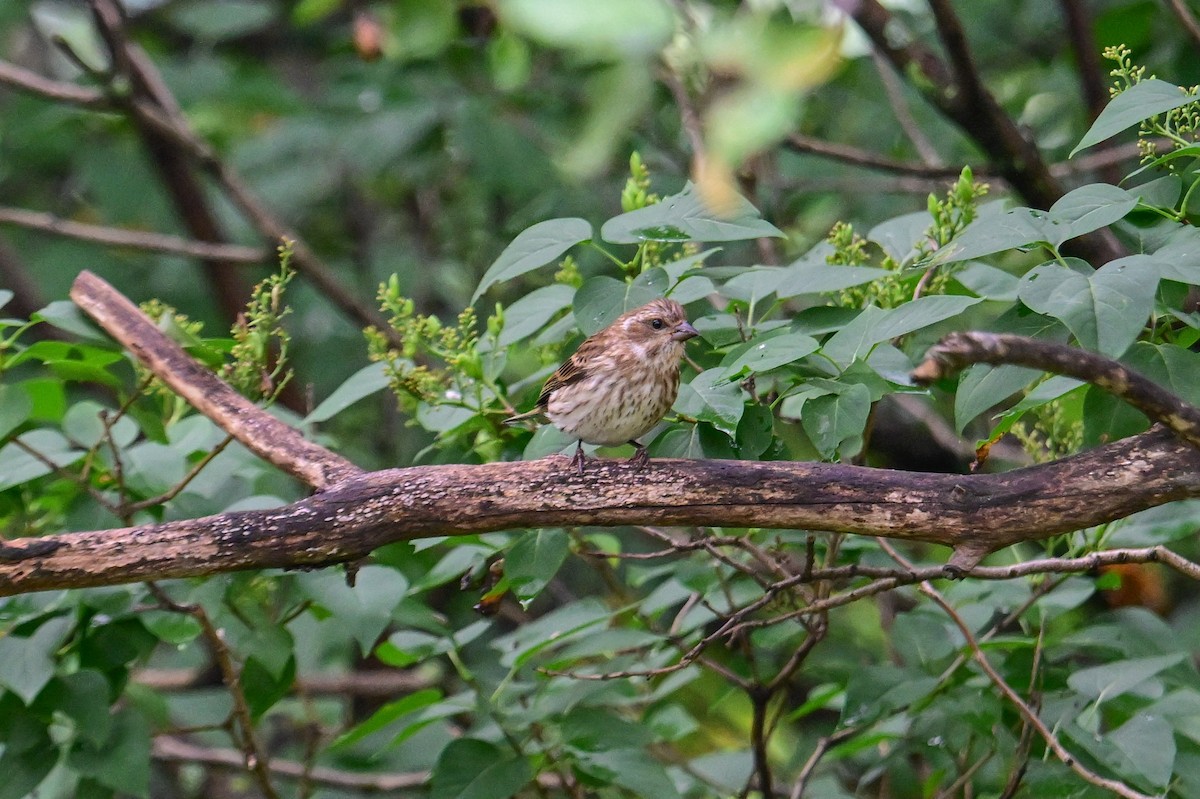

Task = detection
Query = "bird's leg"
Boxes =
[627,440,649,470]
[571,441,587,474]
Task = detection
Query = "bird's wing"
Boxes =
[536,336,601,407]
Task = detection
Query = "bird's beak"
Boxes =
[672,321,700,342]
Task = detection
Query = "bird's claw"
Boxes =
[627,443,649,471]
[571,442,587,474]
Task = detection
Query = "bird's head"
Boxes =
[619,298,699,350]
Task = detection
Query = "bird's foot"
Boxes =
[571,442,587,474]
[627,442,649,471]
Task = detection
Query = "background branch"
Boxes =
[840,0,1125,265]
[0,206,268,263]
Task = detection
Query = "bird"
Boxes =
[505,297,700,473]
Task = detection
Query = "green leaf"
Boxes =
[298,566,409,656]
[67,707,150,798]
[651,424,705,458]
[1047,183,1138,239]
[1018,255,1159,356]
[1072,79,1198,156]
[1107,500,1200,547]
[736,404,775,459]
[936,187,1136,265]
[562,707,655,752]
[377,630,447,668]
[472,217,592,302]
[934,206,1054,264]
[292,0,341,24]
[169,0,275,41]
[1067,653,1186,701]
[241,654,295,719]
[720,267,790,305]
[1128,173,1182,208]
[140,610,202,645]
[491,598,610,667]
[38,670,112,746]
[775,260,890,298]
[661,249,720,282]
[841,665,938,727]
[576,748,682,799]
[62,400,138,448]
[506,528,569,602]
[499,0,674,56]
[331,688,444,749]
[952,262,1020,301]
[572,274,662,335]
[497,284,575,346]
[0,384,32,439]
[0,616,72,703]
[721,332,819,377]
[430,738,531,799]
[954,364,1041,433]
[305,362,390,424]
[0,712,55,799]
[1108,713,1176,788]
[674,368,745,436]
[868,209,931,263]
[821,296,981,367]
[802,383,872,460]
[31,301,109,342]
[1153,225,1200,284]
[600,182,783,244]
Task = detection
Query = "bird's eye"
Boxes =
[649,318,664,330]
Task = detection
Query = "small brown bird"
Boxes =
[505,298,699,473]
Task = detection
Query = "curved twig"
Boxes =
[913,331,1200,451]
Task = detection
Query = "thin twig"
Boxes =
[790,726,862,799]
[0,59,107,106]
[785,134,964,177]
[146,583,281,799]
[660,66,706,162]
[1057,0,1108,121]
[872,541,1154,799]
[920,583,1154,799]
[123,435,236,513]
[914,332,1200,451]
[870,49,942,166]
[9,437,119,514]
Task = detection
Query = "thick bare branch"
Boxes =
[69,270,361,488]
[0,281,1196,596]
[2,426,1199,596]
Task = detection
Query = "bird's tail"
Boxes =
[503,407,543,426]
